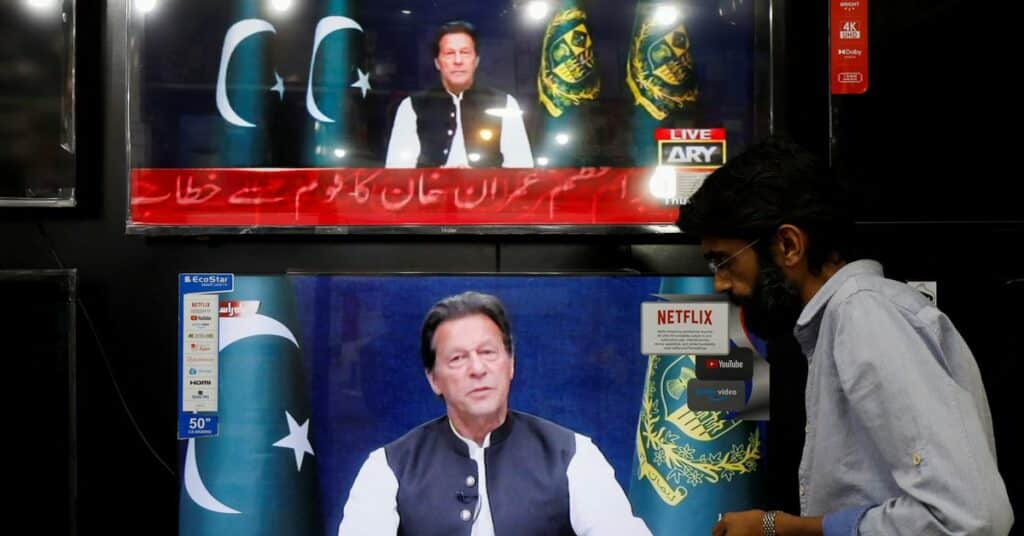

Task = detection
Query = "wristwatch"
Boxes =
[762,510,778,536]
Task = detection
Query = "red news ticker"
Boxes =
[130,167,679,226]
[654,128,726,141]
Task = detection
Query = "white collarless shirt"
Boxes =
[449,421,495,536]
[384,89,534,168]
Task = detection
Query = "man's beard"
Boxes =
[731,259,803,339]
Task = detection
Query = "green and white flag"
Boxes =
[629,277,764,535]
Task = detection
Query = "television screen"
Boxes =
[177,273,769,535]
[0,270,76,533]
[0,0,76,206]
[129,0,769,231]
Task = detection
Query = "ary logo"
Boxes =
[635,354,760,505]
[660,142,723,166]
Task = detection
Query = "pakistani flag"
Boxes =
[219,2,273,166]
[625,2,699,164]
[179,277,322,535]
[535,0,599,167]
[303,1,368,166]
[629,277,764,535]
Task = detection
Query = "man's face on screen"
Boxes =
[427,314,514,427]
[435,32,479,94]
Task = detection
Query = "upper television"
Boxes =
[126,0,771,233]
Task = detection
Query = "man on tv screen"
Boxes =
[384,21,534,169]
[338,291,649,535]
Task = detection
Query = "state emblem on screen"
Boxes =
[635,354,760,506]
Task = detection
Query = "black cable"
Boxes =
[36,223,176,478]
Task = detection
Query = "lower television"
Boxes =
[177,273,768,535]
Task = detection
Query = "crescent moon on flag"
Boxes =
[306,16,364,123]
[216,19,277,127]
[218,314,299,350]
[183,313,300,513]
[184,438,241,514]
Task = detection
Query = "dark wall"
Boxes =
[0,1,1019,533]
[830,1,1024,223]
[776,0,1023,521]
[784,0,1024,522]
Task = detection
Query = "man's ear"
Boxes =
[434,58,441,72]
[425,368,442,396]
[774,224,807,269]
[474,56,480,69]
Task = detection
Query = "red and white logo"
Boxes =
[219,300,261,318]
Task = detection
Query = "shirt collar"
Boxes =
[793,259,883,357]
[449,418,492,450]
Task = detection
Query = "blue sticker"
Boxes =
[179,414,219,438]
[180,273,234,294]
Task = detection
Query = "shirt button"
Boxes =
[912,453,922,466]
[447,129,453,136]
[799,485,806,496]
[460,509,472,521]
[466,475,476,487]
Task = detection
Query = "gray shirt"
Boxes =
[794,260,1013,535]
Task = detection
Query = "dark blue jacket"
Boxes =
[385,411,577,536]
[409,85,506,168]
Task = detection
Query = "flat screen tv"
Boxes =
[128,0,771,233]
[177,273,769,535]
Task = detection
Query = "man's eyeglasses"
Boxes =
[708,238,760,276]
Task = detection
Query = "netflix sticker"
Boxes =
[641,302,729,356]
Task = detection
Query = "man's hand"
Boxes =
[712,511,824,536]
[712,509,765,536]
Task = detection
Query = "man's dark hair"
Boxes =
[676,134,857,274]
[420,291,512,371]
[433,20,478,58]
